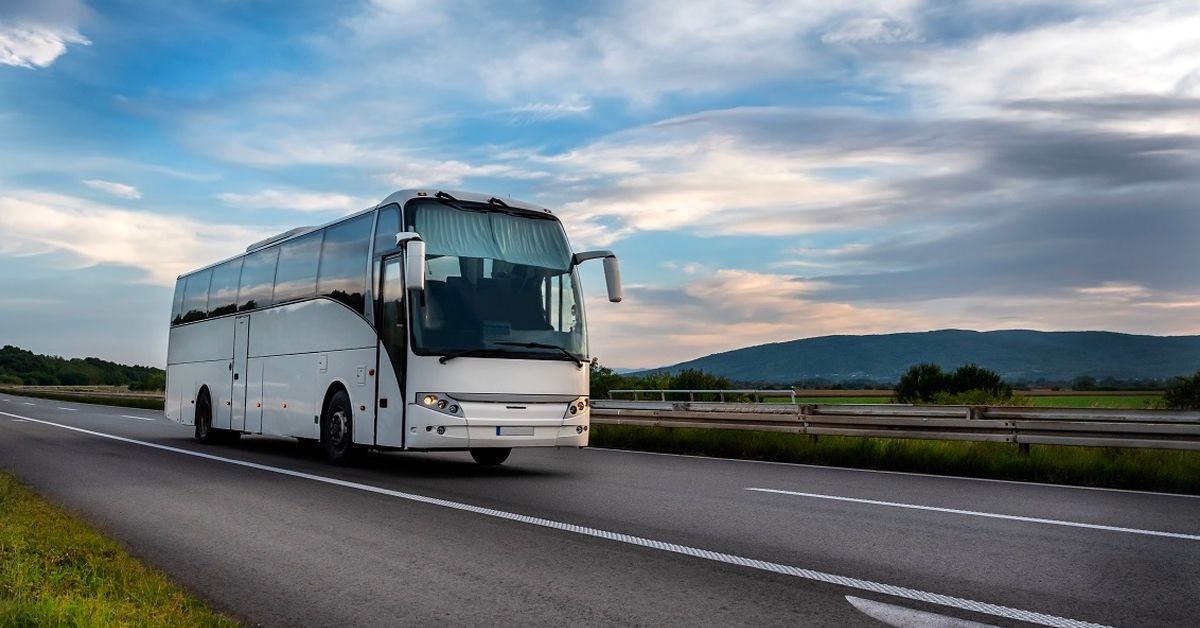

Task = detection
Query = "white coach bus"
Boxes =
[165,190,621,465]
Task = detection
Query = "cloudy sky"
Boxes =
[1,0,1198,368]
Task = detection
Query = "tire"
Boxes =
[470,448,511,466]
[323,389,361,465]
[193,392,220,444]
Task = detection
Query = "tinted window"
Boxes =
[208,259,243,317]
[374,205,400,255]
[170,278,186,325]
[180,269,212,324]
[318,214,372,314]
[238,247,278,312]
[272,232,322,304]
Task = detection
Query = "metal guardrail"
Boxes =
[590,400,1200,451]
[609,389,800,402]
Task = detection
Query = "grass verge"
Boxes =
[0,472,238,626]
[590,424,1200,495]
[0,388,164,411]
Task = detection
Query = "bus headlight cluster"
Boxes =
[417,393,463,417]
[564,396,588,418]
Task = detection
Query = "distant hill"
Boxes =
[643,330,1200,385]
[0,345,164,389]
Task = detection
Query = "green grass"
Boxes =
[0,388,165,411]
[1024,395,1164,409]
[766,393,1165,409]
[590,424,1200,494]
[0,472,238,626]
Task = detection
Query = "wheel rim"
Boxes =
[329,408,348,450]
[198,399,210,437]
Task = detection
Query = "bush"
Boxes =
[894,363,948,403]
[895,362,1013,404]
[0,374,22,385]
[1164,371,1200,410]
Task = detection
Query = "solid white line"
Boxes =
[846,596,997,628]
[0,409,1107,628]
[586,447,1200,500]
[746,488,1200,541]
[120,414,155,421]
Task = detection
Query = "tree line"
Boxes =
[0,345,165,390]
[591,359,1200,410]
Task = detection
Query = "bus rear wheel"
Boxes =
[194,391,220,444]
[470,448,511,466]
[323,389,361,466]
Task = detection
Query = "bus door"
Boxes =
[376,254,407,447]
[230,314,250,431]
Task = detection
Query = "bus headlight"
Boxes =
[564,396,589,419]
[416,393,464,417]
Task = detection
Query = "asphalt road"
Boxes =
[2,392,1198,627]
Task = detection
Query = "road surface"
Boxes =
[2,392,1197,627]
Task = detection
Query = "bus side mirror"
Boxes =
[603,256,622,303]
[396,232,426,293]
[573,250,623,303]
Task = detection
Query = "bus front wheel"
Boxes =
[470,448,511,466]
[323,389,361,466]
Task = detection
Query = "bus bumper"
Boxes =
[404,403,589,449]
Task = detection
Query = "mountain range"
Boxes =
[638,330,1200,384]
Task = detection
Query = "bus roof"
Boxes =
[176,189,558,280]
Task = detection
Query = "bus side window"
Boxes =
[170,278,186,325]
[238,247,278,312]
[373,205,400,255]
[318,213,372,314]
[272,232,323,305]
[180,269,212,324]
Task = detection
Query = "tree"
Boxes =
[895,362,1013,404]
[1163,371,1200,410]
[947,363,1011,398]
[894,363,947,404]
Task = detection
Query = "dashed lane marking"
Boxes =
[747,488,1200,541]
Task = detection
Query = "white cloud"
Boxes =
[0,0,91,69]
[0,22,89,68]
[0,191,268,284]
[217,189,376,213]
[895,4,1200,117]
[83,179,141,199]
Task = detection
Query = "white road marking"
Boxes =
[846,596,998,628]
[10,419,28,423]
[58,407,78,411]
[120,414,155,421]
[22,402,35,406]
[588,447,1200,500]
[747,488,1200,541]
[1,410,1108,628]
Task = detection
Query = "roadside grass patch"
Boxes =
[590,424,1200,495]
[0,388,164,411]
[0,473,237,626]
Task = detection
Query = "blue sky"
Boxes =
[1,0,1198,368]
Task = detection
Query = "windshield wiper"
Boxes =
[438,347,522,364]
[492,341,586,367]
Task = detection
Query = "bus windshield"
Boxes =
[406,200,587,362]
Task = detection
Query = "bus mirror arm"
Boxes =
[395,232,426,294]
[572,250,622,303]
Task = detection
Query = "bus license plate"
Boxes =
[497,426,534,436]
